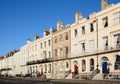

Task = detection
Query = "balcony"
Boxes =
[69,46,120,58]
[0,68,12,71]
[26,58,52,65]
[53,54,70,61]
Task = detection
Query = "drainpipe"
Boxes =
[96,19,99,70]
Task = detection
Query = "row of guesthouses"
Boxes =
[0,0,120,80]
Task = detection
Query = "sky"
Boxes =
[0,0,120,56]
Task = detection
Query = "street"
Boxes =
[0,78,49,84]
[0,78,120,84]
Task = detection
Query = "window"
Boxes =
[48,51,51,58]
[29,47,31,53]
[74,29,78,37]
[54,49,57,57]
[113,11,120,25]
[102,17,108,27]
[82,59,86,72]
[103,36,108,50]
[40,43,42,49]
[59,34,62,42]
[48,64,51,73]
[114,55,120,70]
[65,47,69,58]
[45,64,47,73]
[44,41,46,47]
[81,43,85,51]
[89,40,94,52]
[114,34,120,48]
[43,51,47,58]
[60,62,63,70]
[36,66,37,73]
[60,48,62,56]
[32,46,34,51]
[65,32,68,40]
[35,45,37,50]
[82,26,85,34]
[90,23,94,32]
[90,59,94,71]
[54,37,57,44]
[35,55,37,60]
[66,62,69,68]
[48,40,50,46]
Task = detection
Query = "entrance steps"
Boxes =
[92,73,103,80]
[65,73,72,79]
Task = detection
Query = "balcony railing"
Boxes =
[0,68,12,71]
[105,72,120,79]
[52,54,70,60]
[69,46,120,58]
[26,58,52,65]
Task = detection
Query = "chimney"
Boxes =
[27,38,32,44]
[75,12,83,24]
[44,29,50,36]
[101,0,108,10]
[34,34,39,40]
[57,21,64,30]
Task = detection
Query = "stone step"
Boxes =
[92,73,103,80]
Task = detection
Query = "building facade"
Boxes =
[0,0,120,80]
[52,21,71,79]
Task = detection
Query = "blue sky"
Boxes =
[0,0,120,56]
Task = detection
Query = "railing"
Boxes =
[72,72,92,79]
[89,69,100,79]
[64,70,71,78]
[69,46,120,58]
[0,68,12,71]
[52,46,120,60]
[72,69,100,80]
[26,58,52,65]
[105,72,120,80]
[51,73,58,79]
[52,54,71,60]
[72,72,80,79]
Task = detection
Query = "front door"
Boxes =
[102,62,107,73]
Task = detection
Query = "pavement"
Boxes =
[1,77,120,84]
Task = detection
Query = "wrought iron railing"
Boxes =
[64,70,71,78]
[72,69,100,80]
[89,69,100,79]
[69,46,120,58]
[105,72,120,79]
[26,58,52,65]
